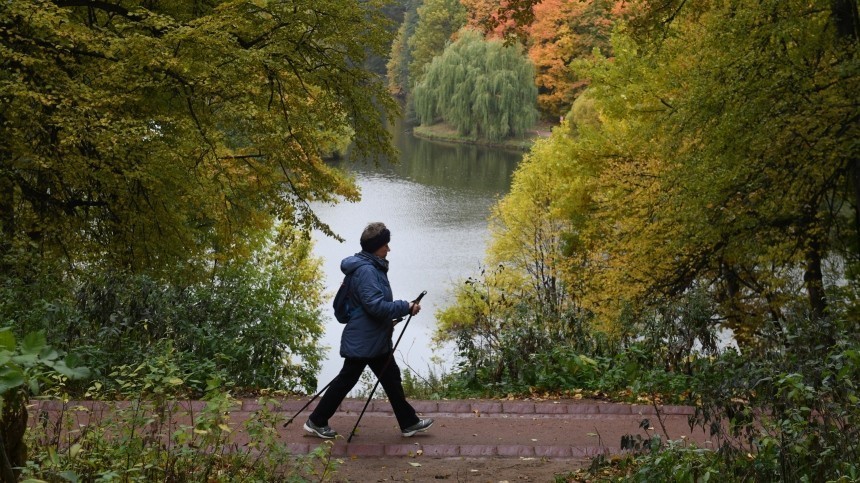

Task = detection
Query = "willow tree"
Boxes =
[0,0,396,276]
[413,29,538,142]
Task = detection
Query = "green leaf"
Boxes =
[12,353,38,366]
[58,471,79,483]
[0,367,25,394]
[21,331,47,356]
[50,359,91,380]
[0,329,15,352]
[39,347,60,361]
[29,377,40,395]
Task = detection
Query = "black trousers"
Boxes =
[309,353,420,430]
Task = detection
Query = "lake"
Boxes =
[310,125,523,392]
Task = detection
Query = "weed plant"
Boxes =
[24,386,340,482]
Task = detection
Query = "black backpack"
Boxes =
[332,274,354,324]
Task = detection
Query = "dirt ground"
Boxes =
[322,455,588,482]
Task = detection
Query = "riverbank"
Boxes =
[412,122,553,151]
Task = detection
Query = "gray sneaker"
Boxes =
[401,418,434,437]
[303,419,338,439]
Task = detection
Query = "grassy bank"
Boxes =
[412,122,551,151]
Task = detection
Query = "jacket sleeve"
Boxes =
[354,266,410,322]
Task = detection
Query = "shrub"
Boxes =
[24,390,340,482]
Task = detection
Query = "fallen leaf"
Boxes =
[409,462,421,467]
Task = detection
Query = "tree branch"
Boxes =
[51,0,142,20]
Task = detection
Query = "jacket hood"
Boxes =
[341,251,388,275]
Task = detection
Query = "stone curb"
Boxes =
[295,442,612,459]
[29,399,694,417]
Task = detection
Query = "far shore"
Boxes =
[412,122,553,151]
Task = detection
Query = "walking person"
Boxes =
[304,222,434,439]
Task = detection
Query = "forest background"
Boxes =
[1,0,859,481]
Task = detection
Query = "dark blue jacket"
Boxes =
[339,252,411,359]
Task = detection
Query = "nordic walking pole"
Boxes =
[283,380,333,428]
[347,290,427,443]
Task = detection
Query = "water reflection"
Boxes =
[311,127,522,392]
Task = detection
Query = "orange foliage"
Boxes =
[458,0,624,118]
[527,0,621,119]
[461,0,519,39]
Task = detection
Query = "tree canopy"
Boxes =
[405,0,467,87]
[526,0,618,118]
[439,0,860,346]
[0,0,396,275]
[574,0,860,338]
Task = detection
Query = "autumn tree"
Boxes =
[527,0,617,119]
[0,0,401,408]
[461,0,519,39]
[572,0,860,342]
[435,106,599,385]
[413,29,538,141]
[443,0,859,352]
[0,0,397,277]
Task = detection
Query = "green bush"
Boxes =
[686,316,860,481]
[582,315,860,482]
[24,388,340,482]
[1,225,326,396]
[0,329,89,481]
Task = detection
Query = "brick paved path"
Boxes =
[32,398,713,460]
[274,398,711,459]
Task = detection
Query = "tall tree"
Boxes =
[413,29,538,141]
[406,0,467,87]
[526,0,617,119]
[0,0,396,276]
[574,0,860,340]
[387,0,422,96]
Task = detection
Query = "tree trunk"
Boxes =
[832,0,860,253]
[831,0,860,40]
[0,432,16,483]
[0,391,28,482]
[0,174,14,258]
[804,239,828,323]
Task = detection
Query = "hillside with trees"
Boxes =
[434,0,860,479]
[1,0,858,480]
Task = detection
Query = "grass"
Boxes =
[412,122,553,151]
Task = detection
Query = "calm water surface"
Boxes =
[310,127,522,391]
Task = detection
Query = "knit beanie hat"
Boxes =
[360,227,391,253]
